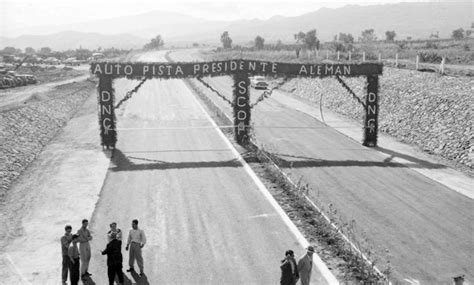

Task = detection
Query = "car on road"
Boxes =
[63,57,80,66]
[250,76,268,89]
[44,57,61,65]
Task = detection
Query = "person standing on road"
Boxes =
[297,246,315,285]
[102,232,125,285]
[60,225,73,284]
[125,219,146,276]
[280,249,299,285]
[77,219,92,280]
[107,222,122,243]
[68,234,80,285]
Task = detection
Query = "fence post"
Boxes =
[337,51,340,61]
[362,52,366,62]
[395,53,398,67]
[416,55,419,70]
[349,51,352,61]
[440,57,445,74]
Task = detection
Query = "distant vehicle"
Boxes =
[0,69,37,88]
[91,52,105,61]
[250,76,269,89]
[63,57,80,66]
[44,57,61,65]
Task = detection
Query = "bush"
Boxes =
[418,51,443,63]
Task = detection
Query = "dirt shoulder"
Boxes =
[0,79,96,200]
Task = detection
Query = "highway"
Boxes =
[169,49,474,283]
[86,51,333,284]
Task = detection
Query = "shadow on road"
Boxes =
[266,149,446,169]
[129,271,150,285]
[109,148,242,171]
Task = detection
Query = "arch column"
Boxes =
[233,73,251,145]
[98,75,117,149]
[363,75,379,147]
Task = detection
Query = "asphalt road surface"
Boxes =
[87,51,332,284]
[169,49,474,283]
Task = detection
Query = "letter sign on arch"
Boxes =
[91,60,382,148]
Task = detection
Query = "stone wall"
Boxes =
[281,68,473,172]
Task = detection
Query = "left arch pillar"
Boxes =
[98,75,117,149]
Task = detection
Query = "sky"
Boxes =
[1,0,435,37]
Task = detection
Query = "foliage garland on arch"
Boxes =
[91,59,382,148]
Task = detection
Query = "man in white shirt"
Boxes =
[125,219,146,276]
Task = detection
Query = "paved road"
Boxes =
[87,51,332,284]
[170,49,474,283]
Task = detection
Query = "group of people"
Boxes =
[280,246,316,285]
[61,219,313,285]
[60,219,147,285]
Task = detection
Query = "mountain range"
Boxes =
[0,1,472,51]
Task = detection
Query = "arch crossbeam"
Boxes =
[91,60,382,79]
[91,60,382,149]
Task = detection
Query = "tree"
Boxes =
[304,29,319,50]
[451,28,465,40]
[39,47,52,56]
[220,31,232,49]
[339,33,354,44]
[294,31,306,43]
[385,30,396,42]
[254,36,265,50]
[25,47,36,54]
[360,29,377,42]
[143,35,164,50]
[1,46,19,55]
[275,39,283,50]
[75,48,92,60]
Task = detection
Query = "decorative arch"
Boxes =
[91,60,382,148]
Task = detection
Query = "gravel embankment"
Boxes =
[0,81,95,197]
[281,67,473,173]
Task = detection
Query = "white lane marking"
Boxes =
[403,278,420,285]
[2,254,32,285]
[184,80,339,285]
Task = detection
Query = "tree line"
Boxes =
[0,46,130,61]
[218,27,473,50]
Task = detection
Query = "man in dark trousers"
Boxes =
[280,249,299,285]
[60,225,73,284]
[102,232,124,285]
[68,234,80,285]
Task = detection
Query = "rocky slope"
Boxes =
[0,81,94,197]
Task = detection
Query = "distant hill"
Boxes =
[0,31,147,50]
[221,2,473,43]
[1,1,472,50]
